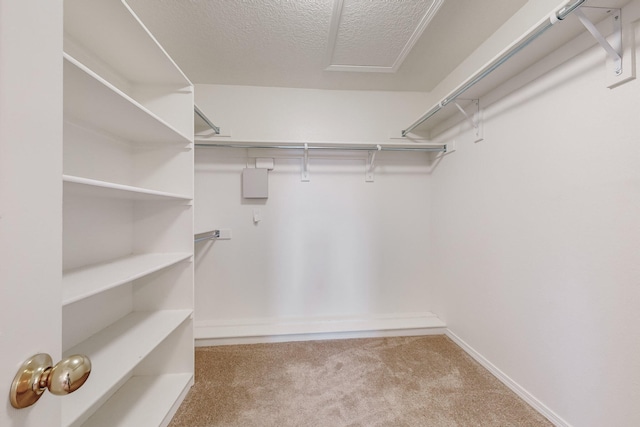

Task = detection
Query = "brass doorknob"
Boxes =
[10,353,91,409]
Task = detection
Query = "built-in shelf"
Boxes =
[63,175,192,201]
[63,253,192,306]
[63,54,191,145]
[62,0,194,424]
[79,374,193,427]
[63,310,192,427]
[64,0,189,87]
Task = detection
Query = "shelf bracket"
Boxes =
[574,7,622,76]
[453,99,483,143]
[301,143,310,182]
[365,145,381,182]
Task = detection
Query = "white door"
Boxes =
[0,0,64,424]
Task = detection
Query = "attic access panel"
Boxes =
[326,0,444,73]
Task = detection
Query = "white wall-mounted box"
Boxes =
[256,158,274,170]
[242,168,268,199]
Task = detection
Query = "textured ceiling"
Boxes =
[126,0,528,91]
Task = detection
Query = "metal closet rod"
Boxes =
[194,105,220,134]
[402,0,586,137]
[195,230,220,243]
[195,142,446,152]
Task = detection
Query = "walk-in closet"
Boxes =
[2,0,639,426]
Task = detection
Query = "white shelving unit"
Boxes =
[63,55,191,146]
[78,374,194,427]
[62,0,194,426]
[63,175,192,201]
[62,311,192,426]
[63,253,192,305]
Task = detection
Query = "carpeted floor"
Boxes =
[168,335,552,427]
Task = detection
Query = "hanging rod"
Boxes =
[195,142,446,152]
[195,230,220,243]
[194,105,220,135]
[402,0,586,137]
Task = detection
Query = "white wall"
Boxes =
[194,84,430,141]
[194,87,442,341]
[429,3,640,426]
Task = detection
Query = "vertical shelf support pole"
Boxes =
[302,143,310,182]
[365,145,381,182]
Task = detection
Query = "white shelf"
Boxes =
[63,175,192,201]
[63,310,192,427]
[64,0,190,87]
[80,374,193,427]
[63,253,192,306]
[63,54,191,145]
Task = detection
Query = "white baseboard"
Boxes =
[195,312,446,346]
[445,329,570,427]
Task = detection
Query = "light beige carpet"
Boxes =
[169,335,552,427]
